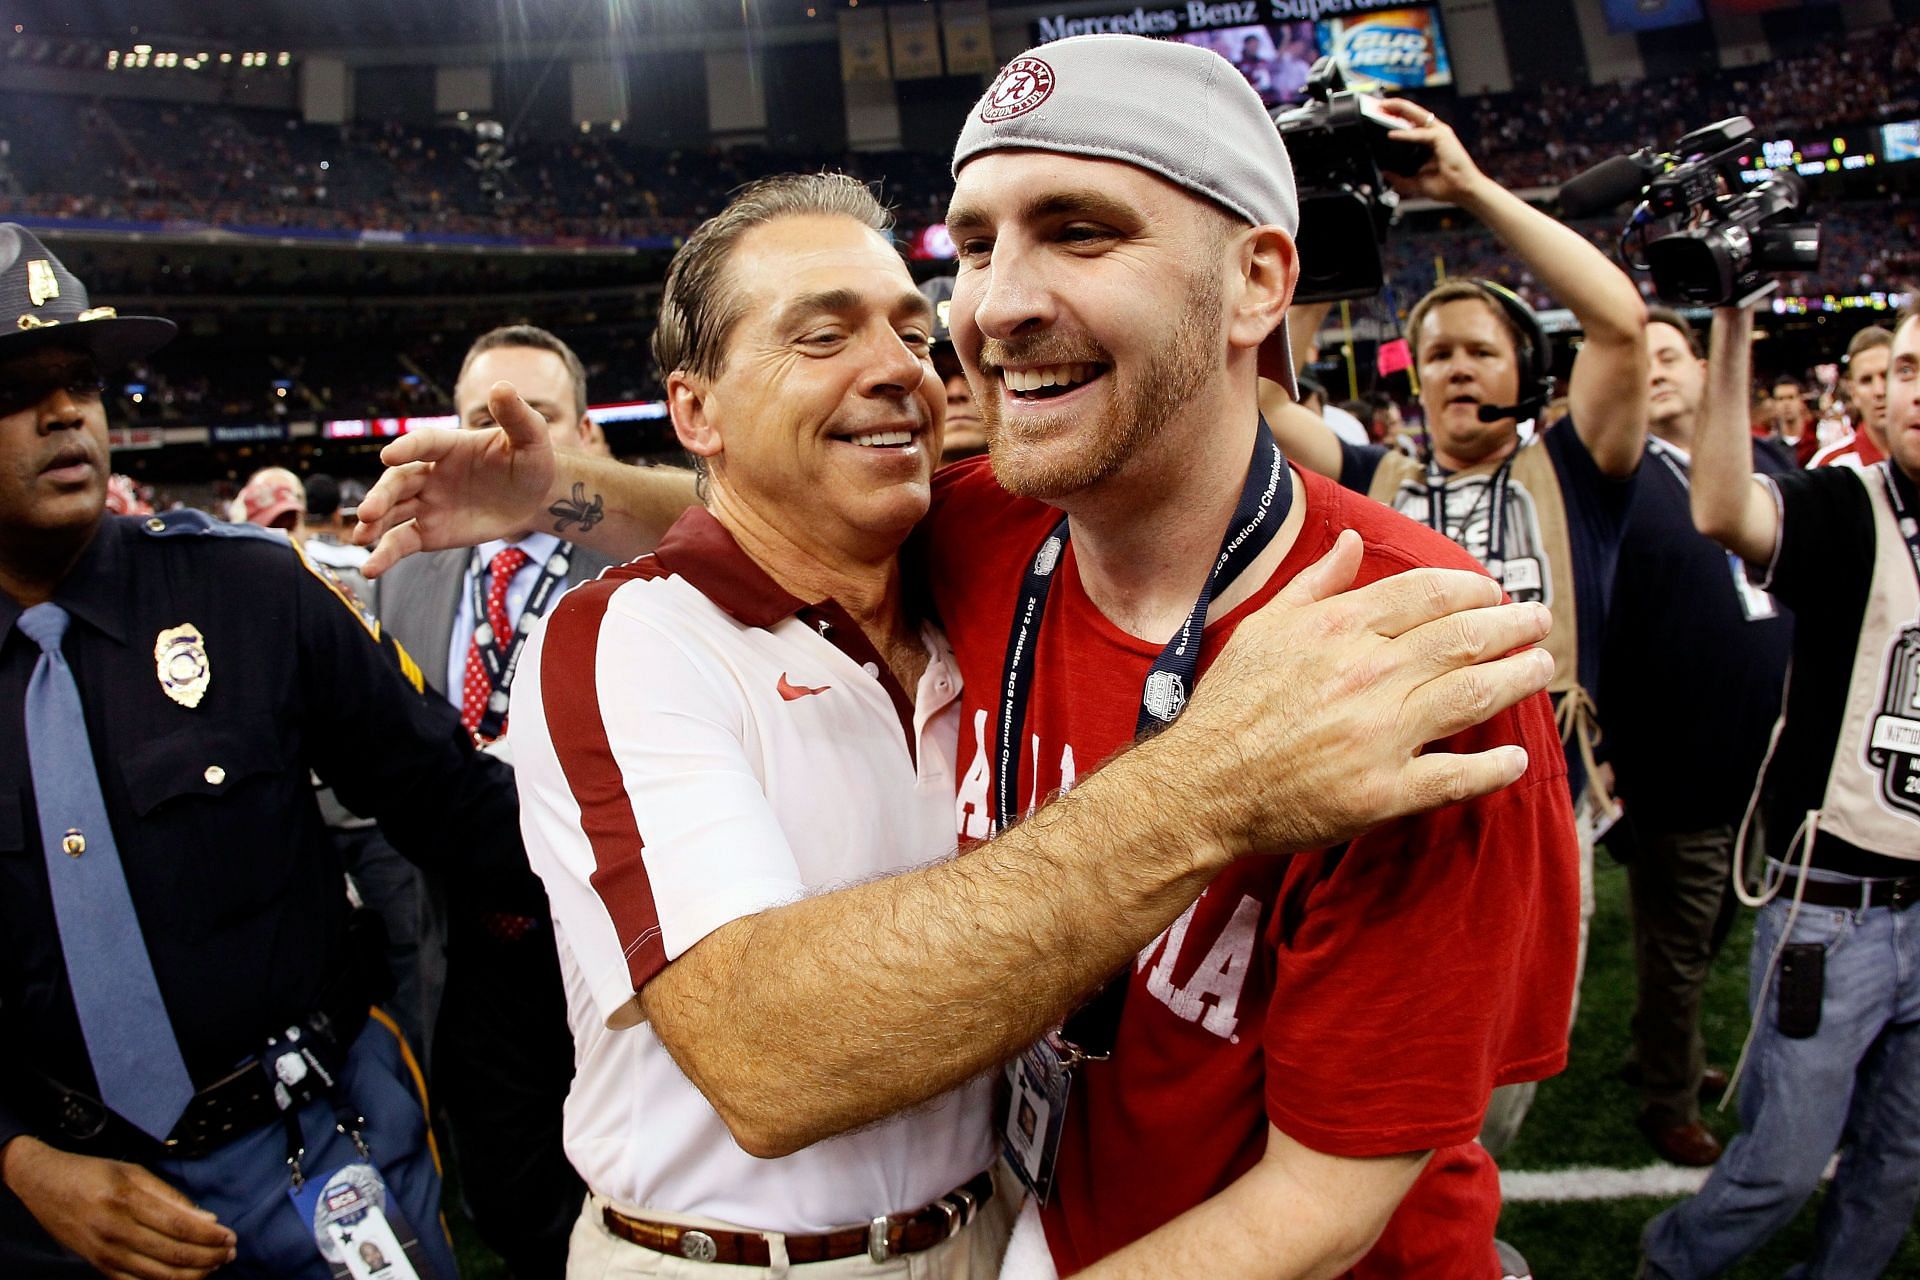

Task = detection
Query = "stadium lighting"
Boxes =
[106,50,118,69]
[220,52,232,63]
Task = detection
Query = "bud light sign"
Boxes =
[1318,8,1450,90]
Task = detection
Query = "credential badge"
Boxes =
[1868,624,1920,822]
[155,623,211,709]
[980,56,1055,123]
[1143,670,1186,722]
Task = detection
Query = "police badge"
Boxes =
[155,623,211,708]
[1868,624,1920,821]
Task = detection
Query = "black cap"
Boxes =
[0,224,175,367]
[305,473,342,519]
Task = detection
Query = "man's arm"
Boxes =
[1,1135,236,1280]
[1691,306,1779,565]
[1258,385,1347,480]
[635,535,1554,1156]
[1260,301,1347,479]
[1076,1128,1428,1280]
[1379,101,1648,477]
[352,382,698,577]
[288,543,545,913]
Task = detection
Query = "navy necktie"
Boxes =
[19,602,195,1141]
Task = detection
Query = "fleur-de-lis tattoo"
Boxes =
[549,482,605,533]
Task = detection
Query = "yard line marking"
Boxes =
[1502,1157,1838,1203]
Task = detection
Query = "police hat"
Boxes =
[0,224,176,368]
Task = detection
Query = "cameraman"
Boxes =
[1266,100,1648,1152]
[1644,301,1920,1278]
[1599,308,1794,1170]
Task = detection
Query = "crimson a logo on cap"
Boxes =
[980,56,1055,123]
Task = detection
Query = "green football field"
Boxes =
[444,856,1920,1278]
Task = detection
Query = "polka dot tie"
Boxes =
[461,546,530,739]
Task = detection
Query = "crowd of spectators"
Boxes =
[1459,23,1920,189]
[0,94,954,246]
[5,23,1919,250]
[12,21,1920,427]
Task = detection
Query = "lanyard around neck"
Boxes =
[466,544,571,739]
[991,429,1291,833]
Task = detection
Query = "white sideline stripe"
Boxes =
[1502,1157,1839,1203]
[1501,1164,1712,1202]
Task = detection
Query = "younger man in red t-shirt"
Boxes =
[938,34,1580,1277]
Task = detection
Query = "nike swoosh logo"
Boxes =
[777,673,831,701]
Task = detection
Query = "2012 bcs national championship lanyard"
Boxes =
[991,428,1291,832]
[993,427,1289,1204]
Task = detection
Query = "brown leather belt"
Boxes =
[1796,873,1920,912]
[600,1169,995,1266]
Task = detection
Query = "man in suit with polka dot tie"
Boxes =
[375,324,615,1279]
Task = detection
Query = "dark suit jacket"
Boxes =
[375,542,616,701]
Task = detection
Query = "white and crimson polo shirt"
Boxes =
[510,507,995,1232]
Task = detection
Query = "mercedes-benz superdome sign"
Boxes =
[1032,0,1433,42]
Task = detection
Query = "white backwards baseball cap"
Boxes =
[953,34,1302,396]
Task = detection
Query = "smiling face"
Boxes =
[0,345,111,547]
[670,213,942,555]
[945,151,1239,503]
[1415,296,1524,470]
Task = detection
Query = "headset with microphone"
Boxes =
[1446,279,1555,425]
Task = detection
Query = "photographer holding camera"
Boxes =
[1266,99,1649,1153]
[1638,293,1920,1277]
[1598,307,1794,1170]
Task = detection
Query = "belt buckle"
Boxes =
[868,1215,892,1264]
[1893,879,1918,912]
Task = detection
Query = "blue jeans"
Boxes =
[1643,870,1920,1279]
[0,1013,454,1278]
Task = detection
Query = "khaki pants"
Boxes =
[567,1173,1014,1280]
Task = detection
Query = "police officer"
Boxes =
[0,225,538,1278]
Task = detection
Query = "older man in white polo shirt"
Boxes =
[510,174,1008,1276]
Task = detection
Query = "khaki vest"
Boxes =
[1806,464,1920,860]
[1366,439,1579,698]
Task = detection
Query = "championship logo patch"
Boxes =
[1033,534,1063,576]
[981,56,1055,123]
[1868,625,1920,822]
[1143,669,1186,722]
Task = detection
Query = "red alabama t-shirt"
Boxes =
[924,458,1579,1278]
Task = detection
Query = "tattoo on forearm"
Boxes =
[549,483,605,534]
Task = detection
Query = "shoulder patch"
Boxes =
[390,637,426,695]
[290,536,383,641]
[133,509,284,543]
